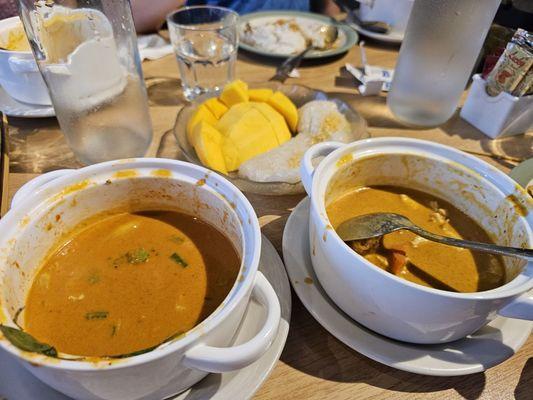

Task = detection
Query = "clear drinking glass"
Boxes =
[387,0,501,127]
[19,0,153,165]
[167,6,238,101]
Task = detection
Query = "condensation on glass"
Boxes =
[19,0,153,164]
[387,0,501,127]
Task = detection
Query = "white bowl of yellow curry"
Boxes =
[301,138,532,344]
[0,17,52,106]
[0,158,280,400]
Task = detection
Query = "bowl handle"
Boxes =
[183,271,281,373]
[300,142,344,196]
[11,169,74,209]
[8,56,40,73]
[498,292,533,320]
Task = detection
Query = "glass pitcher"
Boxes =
[18,0,153,164]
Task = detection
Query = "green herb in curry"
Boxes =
[170,252,188,267]
[126,248,150,264]
[85,311,109,320]
[0,325,57,357]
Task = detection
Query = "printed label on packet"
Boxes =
[512,67,532,96]
[485,29,533,97]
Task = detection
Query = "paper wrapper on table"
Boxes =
[460,74,533,139]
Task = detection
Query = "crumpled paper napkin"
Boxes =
[137,34,173,61]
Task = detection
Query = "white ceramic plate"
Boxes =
[0,235,291,400]
[345,20,403,44]
[282,197,532,377]
[0,86,55,118]
[239,11,358,59]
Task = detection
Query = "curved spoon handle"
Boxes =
[269,46,313,83]
[408,226,533,260]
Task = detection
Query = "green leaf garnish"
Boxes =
[88,274,100,284]
[170,252,188,267]
[169,235,185,244]
[85,311,109,320]
[126,248,150,264]
[0,325,57,357]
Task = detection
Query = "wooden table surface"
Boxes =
[4,39,532,400]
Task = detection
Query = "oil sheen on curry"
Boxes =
[327,186,505,293]
[24,210,240,357]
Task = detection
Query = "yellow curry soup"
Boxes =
[327,186,505,293]
[24,209,240,357]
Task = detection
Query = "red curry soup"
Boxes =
[327,186,505,293]
[24,209,240,357]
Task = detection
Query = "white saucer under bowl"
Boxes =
[0,86,55,118]
[282,197,532,377]
[0,235,291,400]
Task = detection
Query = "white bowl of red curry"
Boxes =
[301,137,532,344]
[0,158,280,399]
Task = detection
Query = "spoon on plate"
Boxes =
[270,24,338,83]
[336,213,533,260]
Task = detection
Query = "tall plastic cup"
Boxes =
[19,0,153,164]
[387,0,501,127]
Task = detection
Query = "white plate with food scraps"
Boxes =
[0,86,55,118]
[282,197,532,377]
[0,235,291,400]
[239,11,358,59]
[174,82,368,196]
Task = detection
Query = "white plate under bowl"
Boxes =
[0,86,55,118]
[0,235,291,400]
[282,197,532,377]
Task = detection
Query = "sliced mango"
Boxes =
[203,98,228,119]
[250,102,291,145]
[193,121,228,174]
[248,88,274,102]
[187,105,217,145]
[221,139,241,172]
[216,102,255,135]
[267,91,298,132]
[215,104,280,171]
[225,108,277,148]
[220,79,249,107]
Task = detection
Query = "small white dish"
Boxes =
[0,235,291,400]
[347,21,403,44]
[0,86,55,118]
[0,16,52,106]
[282,197,532,377]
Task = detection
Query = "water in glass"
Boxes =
[168,6,238,101]
[174,30,236,100]
[19,0,152,164]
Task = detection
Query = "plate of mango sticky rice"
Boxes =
[173,80,367,195]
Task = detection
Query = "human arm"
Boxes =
[130,0,186,34]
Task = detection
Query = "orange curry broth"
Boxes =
[24,210,240,357]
